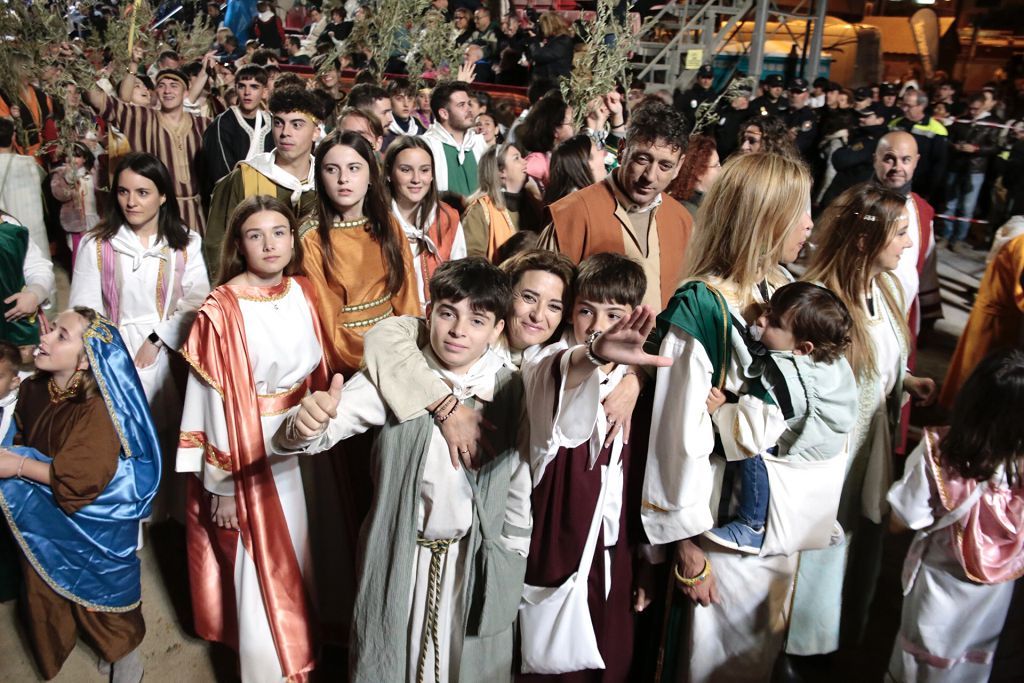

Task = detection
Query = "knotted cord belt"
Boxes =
[415,535,456,683]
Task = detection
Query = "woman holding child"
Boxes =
[177,196,328,682]
[641,152,817,681]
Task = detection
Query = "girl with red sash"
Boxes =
[176,196,328,682]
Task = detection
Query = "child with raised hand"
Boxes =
[278,257,529,683]
[887,349,1024,682]
[519,252,672,678]
[0,307,161,683]
[704,281,859,553]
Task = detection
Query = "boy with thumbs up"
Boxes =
[277,257,531,682]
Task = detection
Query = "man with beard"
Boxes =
[421,82,488,196]
[202,86,321,270]
[539,102,694,311]
[873,131,942,334]
[199,65,274,204]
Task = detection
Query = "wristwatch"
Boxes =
[147,331,163,348]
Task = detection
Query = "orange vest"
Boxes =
[548,180,694,308]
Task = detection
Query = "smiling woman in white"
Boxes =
[69,153,210,518]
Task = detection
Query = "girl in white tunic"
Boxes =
[69,153,209,520]
[176,196,328,682]
[793,183,938,656]
[887,349,1024,683]
[384,135,467,313]
[641,153,815,682]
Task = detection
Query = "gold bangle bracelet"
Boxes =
[673,559,712,587]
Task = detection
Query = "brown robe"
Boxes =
[12,375,145,680]
[519,356,653,683]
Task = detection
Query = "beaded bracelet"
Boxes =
[429,393,457,418]
[585,330,611,366]
[673,559,712,587]
[434,396,461,424]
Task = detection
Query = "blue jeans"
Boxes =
[730,454,769,530]
[939,171,985,243]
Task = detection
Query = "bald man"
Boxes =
[873,131,942,335]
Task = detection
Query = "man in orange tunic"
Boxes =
[539,101,694,311]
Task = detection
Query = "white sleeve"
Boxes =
[502,441,533,557]
[21,238,55,307]
[886,438,936,531]
[275,370,389,454]
[712,395,787,462]
[68,234,106,315]
[176,369,235,497]
[154,233,211,350]
[640,326,718,544]
[522,344,601,482]
[449,221,467,261]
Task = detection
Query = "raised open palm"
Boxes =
[591,305,673,369]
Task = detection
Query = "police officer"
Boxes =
[878,82,902,124]
[785,77,818,160]
[819,103,890,208]
[715,84,753,159]
[674,64,717,125]
[750,73,786,117]
[852,86,873,114]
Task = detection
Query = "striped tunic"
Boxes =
[99,94,210,234]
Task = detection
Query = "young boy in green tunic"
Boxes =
[277,257,530,683]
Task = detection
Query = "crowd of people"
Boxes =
[1,2,1024,683]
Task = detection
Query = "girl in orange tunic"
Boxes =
[298,130,419,644]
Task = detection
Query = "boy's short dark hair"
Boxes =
[347,83,388,110]
[274,72,305,91]
[268,85,322,120]
[387,78,417,98]
[251,48,279,66]
[0,340,20,371]
[575,253,646,308]
[235,64,269,86]
[429,257,513,321]
[769,282,852,364]
[430,81,471,121]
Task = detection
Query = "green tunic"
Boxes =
[0,221,39,345]
[442,143,479,198]
[350,367,526,683]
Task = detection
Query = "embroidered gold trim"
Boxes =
[339,292,389,313]
[331,216,369,230]
[0,489,141,612]
[83,317,134,459]
[340,307,393,329]
[234,277,292,303]
[180,430,233,471]
[181,351,224,397]
[155,246,168,316]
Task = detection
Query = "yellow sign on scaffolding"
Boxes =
[685,49,704,70]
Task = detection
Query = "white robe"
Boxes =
[279,347,532,683]
[70,226,210,430]
[641,277,802,682]
[885,441,1015,683]
[176,278,323,683]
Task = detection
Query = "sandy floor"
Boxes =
[1,245,1022,682]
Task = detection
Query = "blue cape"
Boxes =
[0,316,161,611]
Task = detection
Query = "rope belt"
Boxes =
[415,535,456,683]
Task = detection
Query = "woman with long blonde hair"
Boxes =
[787,182,937,658]
[642,152,816,681]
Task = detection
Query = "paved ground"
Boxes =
[1,247,1021,682]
